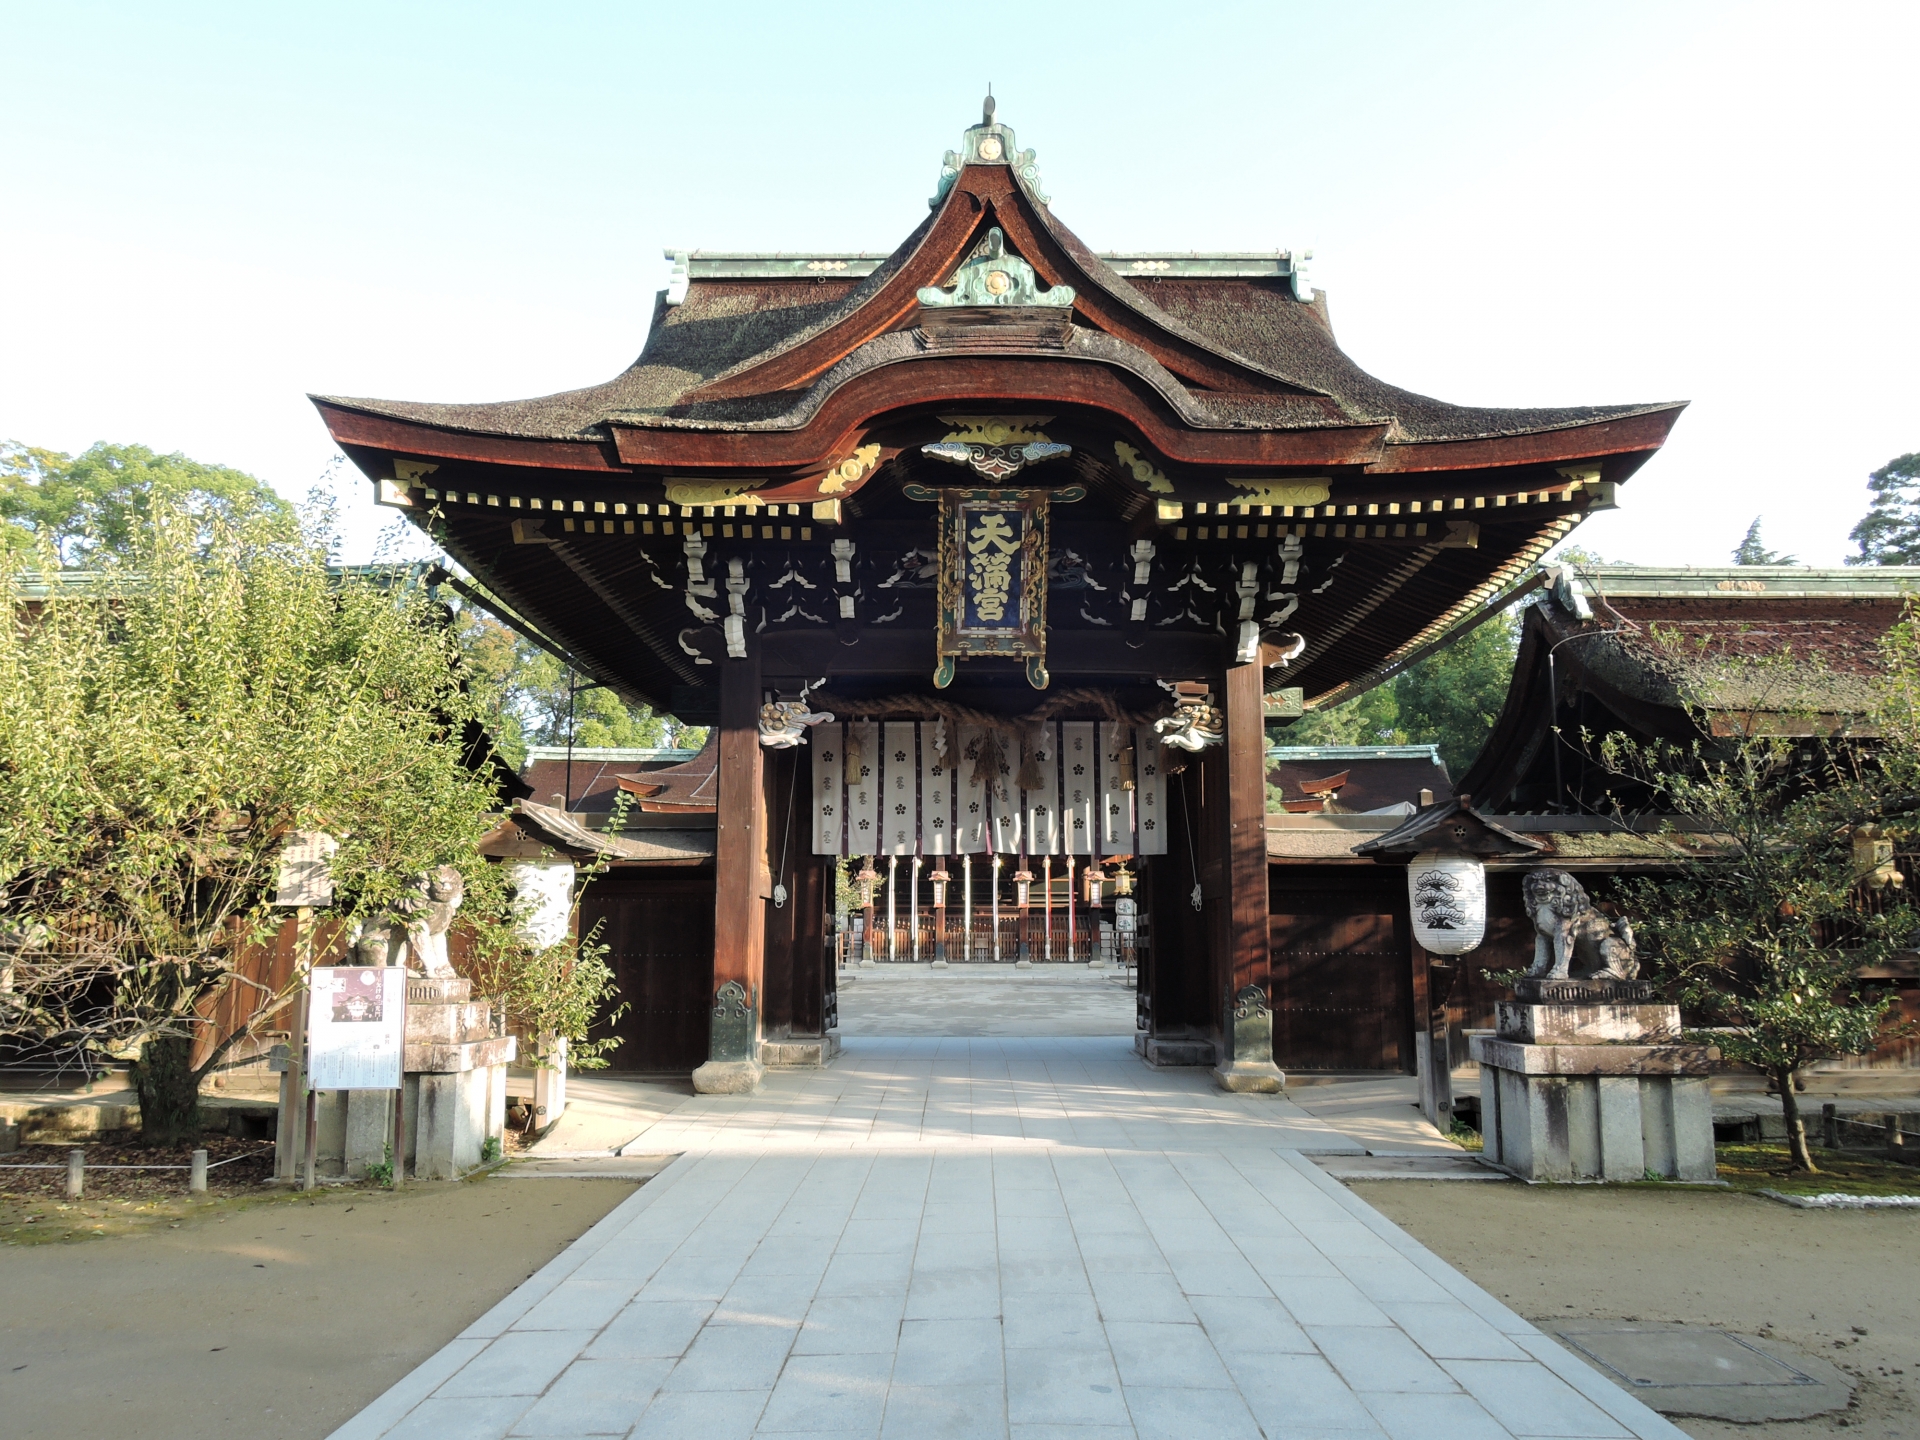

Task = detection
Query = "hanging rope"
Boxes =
[813,685,1174,733]
[1176,770,1204,911]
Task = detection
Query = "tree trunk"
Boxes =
[1774,1064,1817,1172]
[131,1034,200,1147]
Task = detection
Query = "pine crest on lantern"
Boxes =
[1407,851,1486,955]
[1352,795,1547,957]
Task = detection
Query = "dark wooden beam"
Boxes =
[1213,658,1283,1091]
[693,650,768,1092]
[757,628,1229,682]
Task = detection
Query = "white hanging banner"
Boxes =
[1024,721,1061,856]
[920,721,955,856]
[882,721,918,856]
[812,722,844,855]
[954,723,990,854]
[844,721,880,854]
[988,730,1021,855]
[1098,722,1135,853]
[1060,721,1097,855]
[1136,735,1168,856]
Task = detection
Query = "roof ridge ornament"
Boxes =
[930,97,1051,210]
[917,227,1074,310]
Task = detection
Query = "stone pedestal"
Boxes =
[693,980,762,1095]
[402,976,514,1180]
[1470,978,1717,1183]
[1212,984,1286,1094]
[533,1035,567,1127]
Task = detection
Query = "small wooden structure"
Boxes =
[316,105,1682,1090]
[1264,565,1920,1096]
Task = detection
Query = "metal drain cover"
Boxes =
[1547,1322,1853,1422]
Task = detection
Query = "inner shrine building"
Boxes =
[316,101,1681,1094]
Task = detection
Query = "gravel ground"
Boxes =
[0,1173,640,1440]
[1355,1179,1920,1440]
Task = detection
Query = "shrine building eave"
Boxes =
[312,111,1684,488]
[308,105,1686,724]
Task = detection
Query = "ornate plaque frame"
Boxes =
[934,487,1050,689]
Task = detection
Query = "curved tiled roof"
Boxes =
[315,189,1674,448]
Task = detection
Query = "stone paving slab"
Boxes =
[331,1039,1689,1440]
[836,963,1140,1038]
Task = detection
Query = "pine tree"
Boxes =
[1733,516,1796,566]
[1847,452,1920,565]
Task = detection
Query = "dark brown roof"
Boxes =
[1268,753,1452,813]
[1458,566,1920,810]
[315,165,1674,448]
[1139,280,1678,444]
[616,736,718,812]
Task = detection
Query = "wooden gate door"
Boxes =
[581,871,715,1073]
[1269,878,1412,1071]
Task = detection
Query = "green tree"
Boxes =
[1395,608,1520,775]
[0,502,503,1144]
[1601,647,1915,1172]
[455,609,706,767]
[1276,682,1404,751]
[1733,516,1796,565]
[1847,452,1920,565]
[1,441,295,563]
[1278,607,1519,776]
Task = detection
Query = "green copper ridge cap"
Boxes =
[930,94,1050,210]
[916,227,1074,309]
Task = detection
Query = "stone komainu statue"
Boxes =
[1521,869,1638,982]
[350,866,465,978]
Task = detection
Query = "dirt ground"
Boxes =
[0,1175,640,1440]
[1356,1181,1920,1440]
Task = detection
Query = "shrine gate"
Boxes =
[317,100,1680,1093]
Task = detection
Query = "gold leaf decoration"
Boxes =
[1112,441,1174,495]
[934,416,1054,447]
[1225,478,1331,507]
[818,444,883,494]
[664,479,765,507]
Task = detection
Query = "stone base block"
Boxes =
[1136,1035,1217,1067]
[410,1064,505,1181]
[344,1090,394,1179]
[1213,1060,1286,1094]
[1497,1002,1682,1045]
[1472,1035,1718,1076]
[761,1036,841,1068]
[692,1059,764,1094]
[1478,1061,1717,1183]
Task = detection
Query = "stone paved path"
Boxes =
[332,1039,1687,1440]
[835,963,1139,1037]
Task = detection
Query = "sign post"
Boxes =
[269,834,336,1188]
[307,964,408,1188]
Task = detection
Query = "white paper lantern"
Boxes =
[1407,849,1486,955]
[507,860,576,950]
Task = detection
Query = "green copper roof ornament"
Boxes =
[930,93,1051,210]
[917,227,1074,310]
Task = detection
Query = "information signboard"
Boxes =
[307,966,405,1090]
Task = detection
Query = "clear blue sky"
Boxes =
[4,1,1915,564]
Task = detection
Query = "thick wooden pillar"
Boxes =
[693,652,767,1094]
[1213,659,1284,1092]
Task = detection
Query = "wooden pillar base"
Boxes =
[692,1059,764,1095]
[1213,1059,1286,1094]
